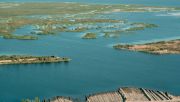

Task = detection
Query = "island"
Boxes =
[2,34,38,40]
[82,33,97,39]
[0,55,70,65]
[113,39,180,54]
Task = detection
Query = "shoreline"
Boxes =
[25,87,180,102]
[113,39,180,55]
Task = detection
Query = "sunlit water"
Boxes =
[0,0,180,102]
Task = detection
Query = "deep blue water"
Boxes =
[0,0,180,102]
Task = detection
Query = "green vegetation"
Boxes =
[82,33,97,39]
[131,23,158,28]
[21,97,40,102]
[125,23,158,32]
[101,22,158,38]
[0,3,176,40]
[103,31,122,38]
[0,17,123,40]
[113,44,133,49]
[125,27,145,31]
[2,34,38,40]
[0,3,178,16]
[0,55,71,65]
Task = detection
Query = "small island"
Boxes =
[125,23,158,32]
[82,33,97,39]
[0,55,70,65]
[2,34,38,40]
[113,39,180,54]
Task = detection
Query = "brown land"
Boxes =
[43,87,180,102]
[113,39,180,54]
[43,96,72,102]
[87,87,180,102]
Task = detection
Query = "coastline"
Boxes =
[113,39,180,55]
[26,87,180,102]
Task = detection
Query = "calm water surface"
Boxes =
[0,0,180,102]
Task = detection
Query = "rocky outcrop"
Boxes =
[38,87,180,102]
[87,92,123,102]
[118,87,175,102]
[43,96,72,102]
[86,87,180,102]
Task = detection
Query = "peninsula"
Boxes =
[0,55,70,65]
[113,39,180,54]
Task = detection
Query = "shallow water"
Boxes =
[0,0,180,102]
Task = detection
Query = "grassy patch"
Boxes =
[2,34,38,40]
[82,32,97,39]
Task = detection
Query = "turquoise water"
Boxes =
[0,0,180,102]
